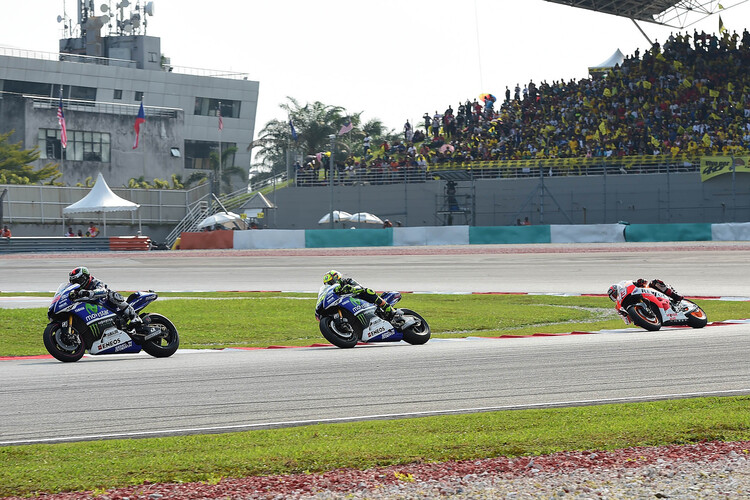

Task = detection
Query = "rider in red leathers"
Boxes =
[608,279,684,322]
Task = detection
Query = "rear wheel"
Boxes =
[319,310,360,348]
[684,301,708,328]
[399,308,431,345]
[43,322,85,362]
[626,302,662,331]
[139,314,180,358]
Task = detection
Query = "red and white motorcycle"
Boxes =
[612,280,708,331]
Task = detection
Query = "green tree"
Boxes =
[252,98,398,181]
[0,131,62,185]
[209,145,242,195]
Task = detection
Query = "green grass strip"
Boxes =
[1,293,747,356]
[1,396,749,496]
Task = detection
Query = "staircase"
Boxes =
[163,187,256,249]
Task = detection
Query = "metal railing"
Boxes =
[163,186,261,248]
[294,155,700,186]
[25,95,181,118]
[1,183,210,225]
[0,46,136,67]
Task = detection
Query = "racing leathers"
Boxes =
[73,277,143,329]
[333,277,399,321]
[634,278,683,303]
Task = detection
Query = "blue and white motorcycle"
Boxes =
[43,282,179,362]
[315,285,431,348]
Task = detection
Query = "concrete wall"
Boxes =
[21,98,185,187]
[267,171,750,229]
[0,52,259,192]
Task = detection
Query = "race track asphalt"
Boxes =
[1,241,749,445]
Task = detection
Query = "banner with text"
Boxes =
[700,156,750,182]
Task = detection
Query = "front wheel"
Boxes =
[683,301,708,328]
[43,322,85,362]
[399,308,431,345]
[319,312,360,348]
[139,314,180,358]
[626,302,662,331]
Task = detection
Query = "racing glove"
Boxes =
[617,309,631,324]
[649,279,668,292]
[634,278,648,287]
[75,290,93,300]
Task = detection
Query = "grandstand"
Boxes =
[280,1,749,229]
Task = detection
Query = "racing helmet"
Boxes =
[69,266,92,287]
[323,270,342,285]
[607,284,619,302]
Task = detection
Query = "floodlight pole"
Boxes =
[329,134,336,229]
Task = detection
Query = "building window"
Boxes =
[114,89,123,100]
[194,97,240,119]
[184,140,236,169]
[135,91,144,101]
[38,128,111,163]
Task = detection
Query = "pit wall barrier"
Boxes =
[174,222,750,252]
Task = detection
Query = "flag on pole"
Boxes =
[218,104,223,131]
[338,117,353,136]
[133,102,145,149]
[719,16,726,34]
[289,118,298,141]
[57,92,68,149]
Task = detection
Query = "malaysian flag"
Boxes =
[133,102,145,149]
[57,93,68,149]
[338,117,353,136]
[218,105,224,131]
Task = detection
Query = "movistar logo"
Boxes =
[85,303,98,314]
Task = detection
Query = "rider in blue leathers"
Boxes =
[68,266,145,331]
[323,270,401,321]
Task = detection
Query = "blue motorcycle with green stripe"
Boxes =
[315,284,431,348]
[43,282,179,362]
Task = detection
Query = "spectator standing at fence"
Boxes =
[431,115,441,137]
[88,222,99,237]
[403,120,413,142]
[1,225,11,238]
[65,227,75,237]
[363,135,372,157]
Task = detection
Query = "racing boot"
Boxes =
[123,306,148,334]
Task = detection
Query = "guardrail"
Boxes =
[294,155,700,185]
[0,236,153,254]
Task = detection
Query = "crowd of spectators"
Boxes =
[421,29,750,164]
[297,29,750,186]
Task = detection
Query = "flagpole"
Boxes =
[218,101,223,196]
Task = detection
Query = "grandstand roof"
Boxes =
[543,0,748,28]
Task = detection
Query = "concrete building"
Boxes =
[0,0,258,192]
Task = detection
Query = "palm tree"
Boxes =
[252,97,399,180]
[209,145,241,195]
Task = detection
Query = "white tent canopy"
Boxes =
[589,48,625,73]
[63,173,140,236]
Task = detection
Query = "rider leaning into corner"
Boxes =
[68,266,147,333]
[607,278,684,322]
[323,270,402,321]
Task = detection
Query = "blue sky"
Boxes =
[2,0,747,142]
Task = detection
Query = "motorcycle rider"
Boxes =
[323,270,401,321]
[68,266,145,332]
[607,278,684,305]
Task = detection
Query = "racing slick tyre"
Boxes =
[43,322,85,362]
[626,302,662,331]
[139,314,180,358]
[684,301,708,328]
[319,311,360,348]
[399,308,431,345]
